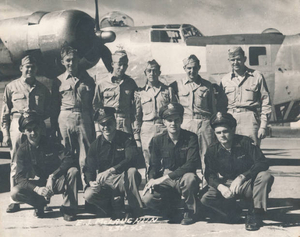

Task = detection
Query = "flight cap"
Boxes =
[21,55,37,66]
[112,50,128,63]
[183,54,200,67]
[228,46,245,59]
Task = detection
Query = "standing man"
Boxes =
[93,50,137,136]
[84,107,143,220]
[11,111,78,221]
[171,55,216,176]
[201,112,274,231]
[133,59,176,170]
[1,55,51,213]
[218,46,271,146]
[142,103,201,225]
[52,45,96,185]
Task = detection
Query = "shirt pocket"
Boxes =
[194,87,209,109]
[141,96,153,115]
[103,91,116,105]
[59,84,72,93]
[224,86,236,103]
[179,146,188,165]
[244,84,258,102]
[115,147,125,161]
[161,151,172,168]
[178,90,190,108]
[12,93,26,102]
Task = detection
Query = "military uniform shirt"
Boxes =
[133,82,176,135]
[15,137,75,191]
[93,74,137,116]
[204,134,269,189]
[148,129,200,180]
[174,75,216,118]
[1,78,51,136]
[219,67,271,128]
[85,130,139,184]
[54,70,95,112]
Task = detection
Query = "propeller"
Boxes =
[93,0,115,73]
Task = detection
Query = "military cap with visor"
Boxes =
[159,102,184,119]
[210,112,237,129]
[18,111,41,132]
[96,107,116,124]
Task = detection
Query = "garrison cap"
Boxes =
[96,107,116,124]
[146,59,161,71]
[159,102,184,119]
[112,50,128,63]
[18,111,40,132]
[228,46,245,59]
[61,45,78,59]
[210,112,237,129]
[21,55,37,66]
[183,54,200,67]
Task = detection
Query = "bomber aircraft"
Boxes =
[94,11,300,124]
[0,1,299,126]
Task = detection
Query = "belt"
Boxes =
[63,108,83,113]
[115,113,129,118]
[228,108,255,113]
[183,113,210,120]
[12,113,22,118]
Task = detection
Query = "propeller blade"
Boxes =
[95,0,100,31]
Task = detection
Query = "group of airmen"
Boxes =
[1,44,274,231]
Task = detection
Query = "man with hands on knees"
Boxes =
[142,102,201,225]
[11,111,78,221]
[201,112,274,231]
[84,107,143,221]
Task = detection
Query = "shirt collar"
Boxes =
[145,81,162,91]
[64,70,84,80]
[20,77,37,87]
[231,67,254,79]
[110,74,128,84]
[216,135,242,152]
[183,75,202,85]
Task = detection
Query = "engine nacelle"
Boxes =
[0,10,114,78]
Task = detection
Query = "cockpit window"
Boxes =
[249,47,267,66]
[151,30,182,43]
[182,26,203,39]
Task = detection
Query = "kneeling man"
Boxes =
[142,102,201,225]
[201,112,274,231]
[84,107,143,220]
[11,111,78,221]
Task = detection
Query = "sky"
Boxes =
[0,0,300,35]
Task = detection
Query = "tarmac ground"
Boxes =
[0,137,300,237]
